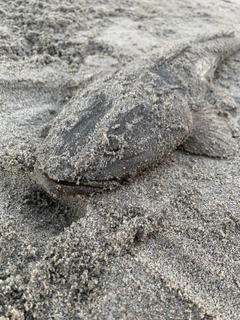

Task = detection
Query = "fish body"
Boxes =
[35,33,240,195]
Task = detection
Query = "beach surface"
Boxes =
[0,0,240,319]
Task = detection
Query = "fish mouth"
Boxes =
[37,171,121,195]
[35,150,154,196]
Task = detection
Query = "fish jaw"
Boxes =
[35,145,160,195]
[34,166,120,195]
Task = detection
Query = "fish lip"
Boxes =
[40,172,118,195]
[44,173,110,189]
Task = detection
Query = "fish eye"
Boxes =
[107,136,120,152]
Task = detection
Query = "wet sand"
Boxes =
[0,0,240,319]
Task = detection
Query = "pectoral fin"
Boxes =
[182,106,238,158]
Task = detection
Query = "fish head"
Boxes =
[35,73,191,196]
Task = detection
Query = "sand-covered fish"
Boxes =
[35,32,240,195]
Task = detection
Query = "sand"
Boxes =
[0,0,240,319]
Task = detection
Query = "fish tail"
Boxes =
[192,32,240,82]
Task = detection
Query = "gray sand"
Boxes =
[0,0,240,319]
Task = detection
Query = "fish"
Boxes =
[35,32,240,195]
